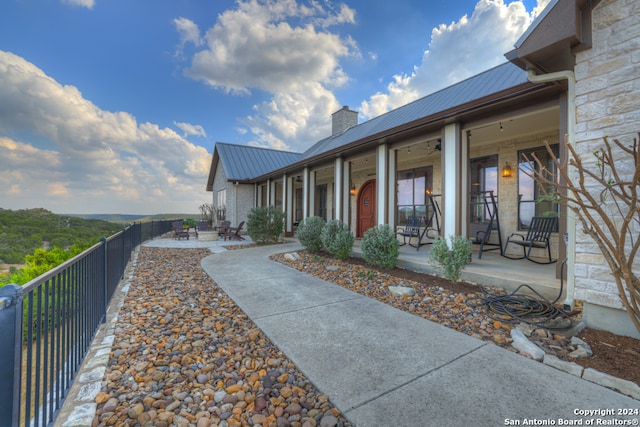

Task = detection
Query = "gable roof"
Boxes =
[207,142,301,189]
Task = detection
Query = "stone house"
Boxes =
[207,0,639,338]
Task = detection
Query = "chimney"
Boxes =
[331,106,358,136]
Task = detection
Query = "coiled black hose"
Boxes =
[467,259,573,329]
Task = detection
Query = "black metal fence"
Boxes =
[0,220,175,427]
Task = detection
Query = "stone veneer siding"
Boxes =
[573,0,640,336]
[211,158,256,227]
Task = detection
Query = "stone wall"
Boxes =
[573,0,640,336]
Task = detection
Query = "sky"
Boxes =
[0,0,550,215]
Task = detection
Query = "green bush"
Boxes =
[296,216,325,253]
[429,235,472,284]
[320,220,354,260]
[246,206,285,245]
[361,224,399,269]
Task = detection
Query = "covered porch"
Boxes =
[351,238,564,302]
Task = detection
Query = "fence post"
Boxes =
[101,237,108,323]
[0,284,24,426]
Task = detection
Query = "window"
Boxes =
[518,144,559,230]
[470,155,498,224]
[216,189,226,220]
[295,188,303,222]
[396,167,432,225]
[316,184,328,220]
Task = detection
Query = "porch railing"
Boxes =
[0,220,174,427]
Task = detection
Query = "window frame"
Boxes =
[517,144,560,231]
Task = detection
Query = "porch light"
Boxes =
[350,184,357,196]
[502,162,513,178]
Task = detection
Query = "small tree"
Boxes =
[429,236,472,285]
[361,224,399,269]
[246,206,285,245]
[527,133,640,333]
[320,220,355,260]
[296,216,325,253]
[199,203,217,228]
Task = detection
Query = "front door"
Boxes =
[357,180,376,237]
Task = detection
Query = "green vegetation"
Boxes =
[429,235,472,284]
[247,206,285,245]
[320,220,354,260]
[295,216,325,253]
[361,224,399,269]
[0,208,124,285]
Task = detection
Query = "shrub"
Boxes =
[246,206,285,245]
[429,235,472,284]
[296,216,325,253]
[320,220,354,260]
[361,224,399,269]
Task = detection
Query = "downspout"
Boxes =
[526,68,576,310]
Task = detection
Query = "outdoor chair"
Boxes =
[397,216,428,250]
[217,220,231,238]
[224,221,245,241]
[197,220,209,232]
[172,221,189,240]
[503,216,558,264]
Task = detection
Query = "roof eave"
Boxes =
[250,80,550,182]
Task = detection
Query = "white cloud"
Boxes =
[0,51,211,214]
[174,17,203,58]
[174,121,207,138]
[61,0,95,9]
[179,0,357,151]
[358,0,541,120]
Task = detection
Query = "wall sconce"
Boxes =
[350,184,357,196]
[501,162,513,178]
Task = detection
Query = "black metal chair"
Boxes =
[397,216,425,249]
[503,216,558,264]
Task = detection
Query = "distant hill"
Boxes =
[66,213,201,224]
[0,208,124,264]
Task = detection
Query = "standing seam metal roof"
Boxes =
[216,142,302,181]
[299,62,528,161]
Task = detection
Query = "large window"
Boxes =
[316,183,328,220]
[396,167,432,225]
[469,155,498,223]
[518,144,559,230]
[216,189,226,220]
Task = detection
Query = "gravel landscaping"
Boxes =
[95,247,351,427]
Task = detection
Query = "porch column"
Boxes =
[309,171,316,217]
[285,175,293,234]
[460,130,470,238]
[255,183,262,207]
[442,123,462,239]
[342,160,351,226]
[266,179,272,206]
[376,142,389,225]
[387,148,396,228]
[334,157,343,222]
[302,167,310,219]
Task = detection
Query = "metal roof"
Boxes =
[215,142,301,181]
[300,62,528,161]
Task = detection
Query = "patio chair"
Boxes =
[503,216,558,264]
[172,221,189,240]
[469,191,503,259]
[217,220,231,238]
[397,216,427,250]
[224,221,245,241]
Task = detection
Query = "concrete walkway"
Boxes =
[201,243,639,427]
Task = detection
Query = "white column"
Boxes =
[302,167,310,219]
[285,175,293,233]
[460,130,470,238]
[387,148,396,228]
[309,171,316,217]
[334,158,343,222]
[442,123,462,240]
[376,143,389,225]
[342,160,351,226]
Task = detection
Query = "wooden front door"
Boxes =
[357,180,376,238]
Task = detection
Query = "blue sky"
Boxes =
[0,0,547,214]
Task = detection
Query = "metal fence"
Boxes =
[0,220,175,427]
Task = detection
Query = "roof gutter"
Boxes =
[526,68,576,310]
